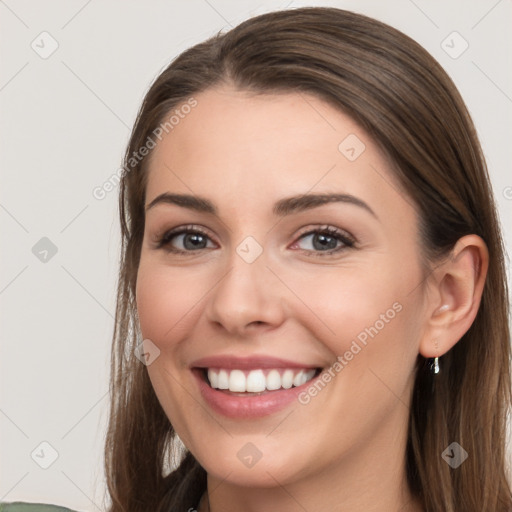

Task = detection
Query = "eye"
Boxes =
[290,225,355,257]
[155,225,216,254]
[154,224,355,258]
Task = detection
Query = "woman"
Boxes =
[101,6,512,512]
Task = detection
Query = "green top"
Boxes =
[0,503,79,512]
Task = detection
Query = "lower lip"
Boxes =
[192,368,320,419]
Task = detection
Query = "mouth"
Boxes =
[190,354,327,418]
[199,367,323,395]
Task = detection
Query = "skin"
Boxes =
[135,85,488,512]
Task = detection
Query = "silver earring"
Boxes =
[431,338,440,374]
[429,356,440,374]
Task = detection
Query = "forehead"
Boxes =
[145,85,412,221]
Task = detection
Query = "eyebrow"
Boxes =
[145,192,377,219]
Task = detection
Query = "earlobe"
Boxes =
[418,235,489,359]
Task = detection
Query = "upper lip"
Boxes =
[191,355,321,370]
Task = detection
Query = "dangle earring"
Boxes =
[429,305,448,376]
[430,338,440,374]
[428,356,440,374]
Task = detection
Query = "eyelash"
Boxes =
[154,224,356,258]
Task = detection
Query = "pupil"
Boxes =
[314,233,336,251]
[184,233,206,250]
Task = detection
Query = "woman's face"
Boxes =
[136,85,429,488]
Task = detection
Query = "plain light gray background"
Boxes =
[1,0,511,510]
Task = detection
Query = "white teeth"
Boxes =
[246,369,266,392]
[229,369,246,392]
[206,368,317,392]
[207,369,218,388]
[217,369,229,389]
[292,370,304,387]
[281,369,294,389]
[266,369,281,390]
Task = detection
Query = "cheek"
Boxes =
[284,264,403,349]
[285,258,423,388]
[135,260,207,442]
[135,259,205,354]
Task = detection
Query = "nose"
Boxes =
[205,246,287,337]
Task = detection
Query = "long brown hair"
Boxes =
[104,7,512,511]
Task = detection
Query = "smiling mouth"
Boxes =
[199,367,322,395]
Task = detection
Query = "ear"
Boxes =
[418,234,489,358]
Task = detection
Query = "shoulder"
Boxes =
[0,503,80,512]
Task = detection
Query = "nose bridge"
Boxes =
[205,234,285,333]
